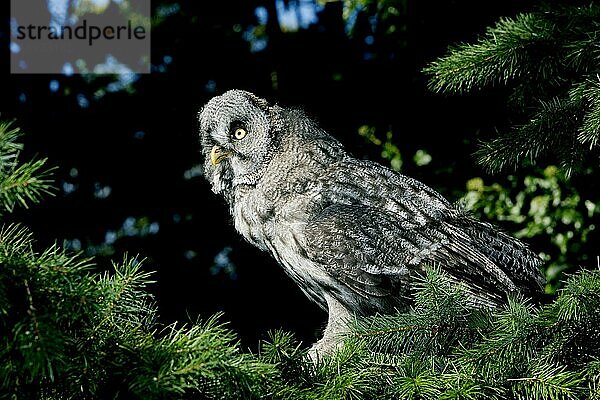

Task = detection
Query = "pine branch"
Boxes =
[295,267,600,399]
[92,256,157,334]
[0,122,23,170]
[350,266,489,357]
[0,122,54,213]
[424,13,557,94]
[584,360,600,399]
[0,158,55,212]
[2,120,599,398]
[425,3,600,175]
[1,231,278,398]
[425,4,600,94]
[3,226,600,399]
[576,75,600,148]
[474,97,585,176]
[122,316,276,399]
[509,364,584,400]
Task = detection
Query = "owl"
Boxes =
[199,90,544,357]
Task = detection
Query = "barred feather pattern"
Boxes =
[199,90,544,352]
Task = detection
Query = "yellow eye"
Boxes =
[234,127,247,140]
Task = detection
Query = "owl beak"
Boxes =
[210,145,231,166]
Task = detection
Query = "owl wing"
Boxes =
[302,159,543,310]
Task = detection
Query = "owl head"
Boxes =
[199,90,281,200]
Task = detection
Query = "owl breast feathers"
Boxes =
[199,89,544,319]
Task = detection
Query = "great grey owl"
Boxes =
[199,90,544,357]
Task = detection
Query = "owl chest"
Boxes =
[233,187,331,308]
[232,191,277,251]
[232,187,312,248]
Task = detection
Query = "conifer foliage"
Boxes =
[0,122,53,214]
[0,124,275,398]
[1,121,600,399]
[425,3,600,176]
[2,3,600,397]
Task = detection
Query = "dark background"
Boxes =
[2,0,541,349]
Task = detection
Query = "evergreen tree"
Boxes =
[2,119,600,399]
[424,3,600,177]
[266,267,600,399]
[0,123,275,399]
[2,3,600,398]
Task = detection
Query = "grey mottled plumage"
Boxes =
[199,90,544,356]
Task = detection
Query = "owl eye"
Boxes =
[233,127,247,140]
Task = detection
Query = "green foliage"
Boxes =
[359,124,434,172]
[462,166,599,293]
[5,228,598,399]
[0,123,276,398]
[0,122,54,213]
[425,12,559,93]
[0,226,277,398]
[358,124,403,171]
[2,121,600,399]
[262,267,600,400]
[425,3,600,176]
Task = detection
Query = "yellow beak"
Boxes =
[210,145,231,166]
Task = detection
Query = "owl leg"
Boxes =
[308,294,353,362]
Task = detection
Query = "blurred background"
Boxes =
[2,0,598,350]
